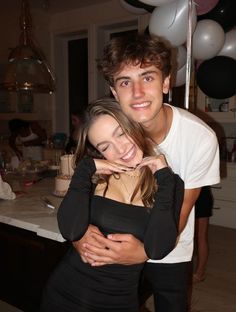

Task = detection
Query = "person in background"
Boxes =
[0,174,16,200]
[193,186,214,283]
[8,119,47,161]
[72,33,220,312]
[65,111,82,154]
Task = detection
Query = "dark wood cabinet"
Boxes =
[0,223,69,312]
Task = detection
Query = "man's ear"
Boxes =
[163,75,170,94]
[110,86,119,101]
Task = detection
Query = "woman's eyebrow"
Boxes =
[96,125,121,149]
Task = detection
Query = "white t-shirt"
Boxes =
[148,104,220,264]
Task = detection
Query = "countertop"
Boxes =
[0,175,65,242]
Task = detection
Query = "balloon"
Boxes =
[196,56,236,99]
[176,45,187,69]
[195,60,203,70]
[149,0,197,47]
[139,0,176,6]
[195,0,219,15]
[192,20,225,60]
[198,0,236,32]
[120,0,148,14]
[218,29,236,60]
[173,64,186,87]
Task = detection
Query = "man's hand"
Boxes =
[83,233,148,266]
[72,224,105,263]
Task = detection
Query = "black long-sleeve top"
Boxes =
[57,157,184,260]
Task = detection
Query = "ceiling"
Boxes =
[0,0,112,14]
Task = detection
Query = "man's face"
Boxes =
[110,64,170,128]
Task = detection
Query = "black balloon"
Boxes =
[198,0,236,32]
[124,0,155,13]
[196,56,236,99]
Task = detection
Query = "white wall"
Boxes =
[49,0,150,133]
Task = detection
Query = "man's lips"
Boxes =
[131,101,151,109]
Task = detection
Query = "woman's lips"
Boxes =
[121,145,136,162]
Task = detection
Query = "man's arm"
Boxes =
[80,187,201,266]
[178,188,201,234]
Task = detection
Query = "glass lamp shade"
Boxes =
[0,0,55,94]
[1,45,55,93]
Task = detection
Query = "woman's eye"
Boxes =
[100,145,109,153]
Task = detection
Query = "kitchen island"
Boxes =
[0,176,70,312]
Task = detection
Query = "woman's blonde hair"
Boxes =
[75,97,157,207]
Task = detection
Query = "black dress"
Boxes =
[40,158,184,312]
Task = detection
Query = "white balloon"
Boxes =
[173,64,186,87]
[218,29,236,60]
[192,20,225,60]
[139,0,176,6]
[176,45,187,69]
[149,0,197,47]
[119,0,147,15]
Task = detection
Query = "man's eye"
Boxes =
[144,76,153,82]
[120,80,129,87]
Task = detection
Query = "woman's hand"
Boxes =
[93,159,133,175]
[137,154,168,174]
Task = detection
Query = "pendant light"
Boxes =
[0,0,55,93]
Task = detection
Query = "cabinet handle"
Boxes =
[213,206,221,210]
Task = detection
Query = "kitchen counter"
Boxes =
[0,176,64,242]
[0,176,70,311]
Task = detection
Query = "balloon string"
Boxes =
[184,0,193,110]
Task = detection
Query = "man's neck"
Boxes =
[144,105,173,145]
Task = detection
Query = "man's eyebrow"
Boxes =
[114,70,159,83]
[140,70,159,76]
[114,76,130,84]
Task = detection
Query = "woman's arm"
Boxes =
[57,157,96,241]
[144,167,184,260]
[58,157,135,243]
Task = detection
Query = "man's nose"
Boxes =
[132,81,144,98]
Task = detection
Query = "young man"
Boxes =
[73,34,220,312]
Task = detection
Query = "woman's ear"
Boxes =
[163,75,170,94]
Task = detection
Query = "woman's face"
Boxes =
[88,114,143,168]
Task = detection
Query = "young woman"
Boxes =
[40,97,184,312]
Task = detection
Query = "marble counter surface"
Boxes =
[0,176,65,242]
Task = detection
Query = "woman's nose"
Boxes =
[115,144,126,154]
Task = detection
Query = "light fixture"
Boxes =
[0,0,55,93]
